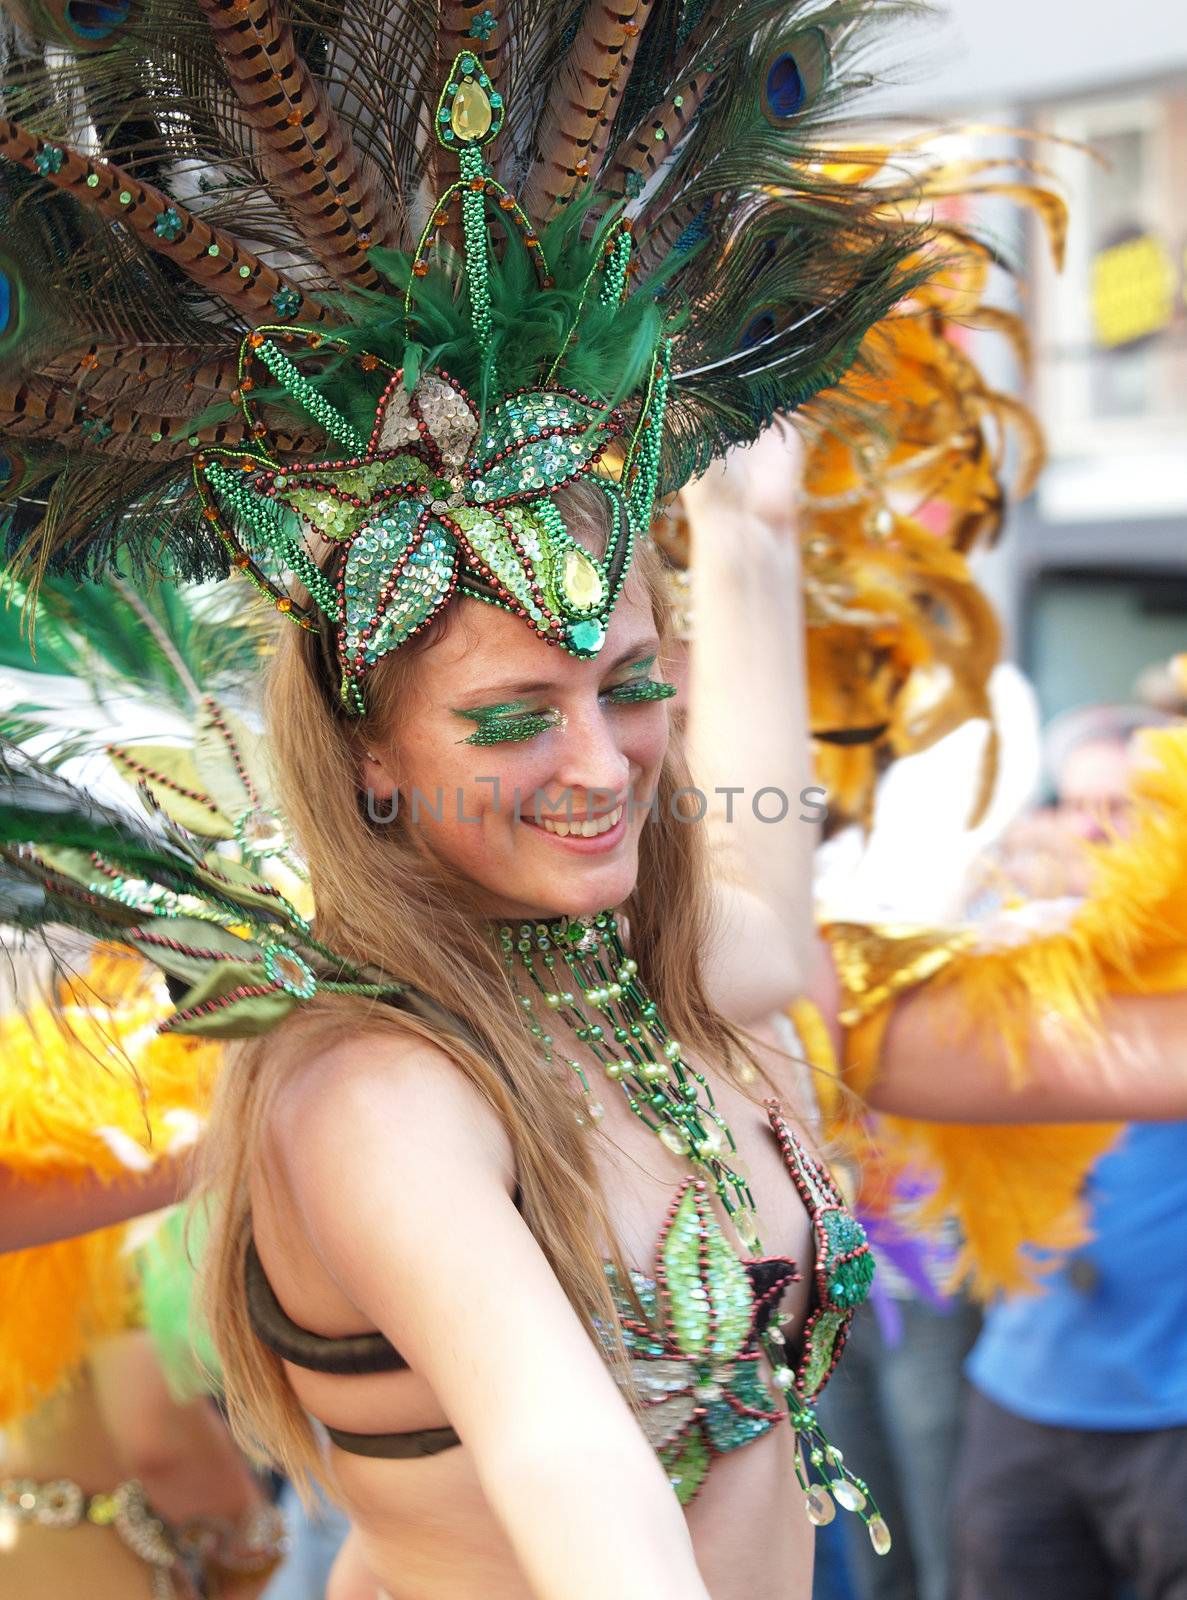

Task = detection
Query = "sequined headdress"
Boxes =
[1,0,926,712]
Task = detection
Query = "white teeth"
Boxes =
[536,803,623,839]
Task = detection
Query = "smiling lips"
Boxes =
[533,802,625,839]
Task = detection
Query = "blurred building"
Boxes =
[877,2,1187,727]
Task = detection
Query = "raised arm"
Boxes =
[870,979,1187,1124]
[0,1156,190,1253]
[682,429,819,1022]
[272,1036,712,1600]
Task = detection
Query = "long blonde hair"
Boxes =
[200,495,758,1487]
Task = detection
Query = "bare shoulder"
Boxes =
[263,1009,514,1196]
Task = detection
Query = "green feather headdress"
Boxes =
[0,0,925,708]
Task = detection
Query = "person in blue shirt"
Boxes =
[953,704,1187,1600]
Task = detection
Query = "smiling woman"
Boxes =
[197,448,858,1599]
[1,0,1127,1596]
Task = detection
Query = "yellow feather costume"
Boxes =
[821,726,1187,1298]
[0,948,220,1426]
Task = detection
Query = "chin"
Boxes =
[484,851,640,923]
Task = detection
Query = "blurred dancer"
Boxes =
[0,954,287,1598]
[953,706,1187,1600]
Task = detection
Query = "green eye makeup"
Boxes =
[603,654,677,705]
[604,677,677,705]
[453,659,674,747]
[454,702,565,747]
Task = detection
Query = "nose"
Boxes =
[543,697,631,807]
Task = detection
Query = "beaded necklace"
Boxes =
[498,909,891,1555]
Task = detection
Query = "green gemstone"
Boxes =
[566,616,605,655]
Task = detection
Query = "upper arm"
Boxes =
[867,980,1187,1125]
[702,881,807,1025]
[269,1034,647,1469]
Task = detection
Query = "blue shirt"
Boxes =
[968,1120,1187,1429]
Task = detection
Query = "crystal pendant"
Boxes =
[451,81,493,141]
[831,1479,867,1514]
[805,1486,835,1527]
[562,546,605,610]
[868,1516,893,1556]
[658,1125,689,1156]
[732,1208,761,1251]
[694,1124,724,1157]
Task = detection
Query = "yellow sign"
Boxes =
[1090,234,1175,348]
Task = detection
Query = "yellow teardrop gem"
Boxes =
[451,81,493,142]
[562,546,605,610]
[592,440,626,482]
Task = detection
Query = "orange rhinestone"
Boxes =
[469,177,485,191]
[203,508,220,522]
[499,195,516,210]
[412,260,429,277]
[307,334,322,348]
[575,161,589,177]
[360,353,379,371]
[248,333,264,348]
[241,377,254,391]
[286,110,302,127]
[232,553,250,568]
[240,457,255,472]
[543,275,556,288]
[525,235,539,248]
[624,21,639,35]
[252,423,267,437]
[277,598,292,612]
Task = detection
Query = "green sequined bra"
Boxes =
[245,1099,875,1512]
[603,1103,874,1506]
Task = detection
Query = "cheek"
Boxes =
[626,707,670,781]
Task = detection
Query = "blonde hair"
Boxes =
[200,487,760,1487]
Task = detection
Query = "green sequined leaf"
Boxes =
[126,917,264,984]
[193,855,298,921]
[704,1375,778,1455]
[194,703,271,829]
[340,502,455,673]
[364,518,458,664]
[800,1308,846,1398]
[819,1208,874,1310]
[165,961,299,1039]
[469,393,614,502]
[727,1355,782,1418]
[281,457,430,543]
[106,743,234,841]
[661,1188,711,1358]
[704,1218,756,1361]
[450,504,558,628]
[662,1429,712,1507]
[34,847,144,921]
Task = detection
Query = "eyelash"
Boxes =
[457,668,676,746]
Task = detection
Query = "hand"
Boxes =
[680,424,804,539]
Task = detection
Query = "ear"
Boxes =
[359,745,398,801]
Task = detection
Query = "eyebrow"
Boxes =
[458,637,661,703]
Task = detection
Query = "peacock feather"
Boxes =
[0,0,928,604]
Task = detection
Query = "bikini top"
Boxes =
[246,1101,874,1504]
